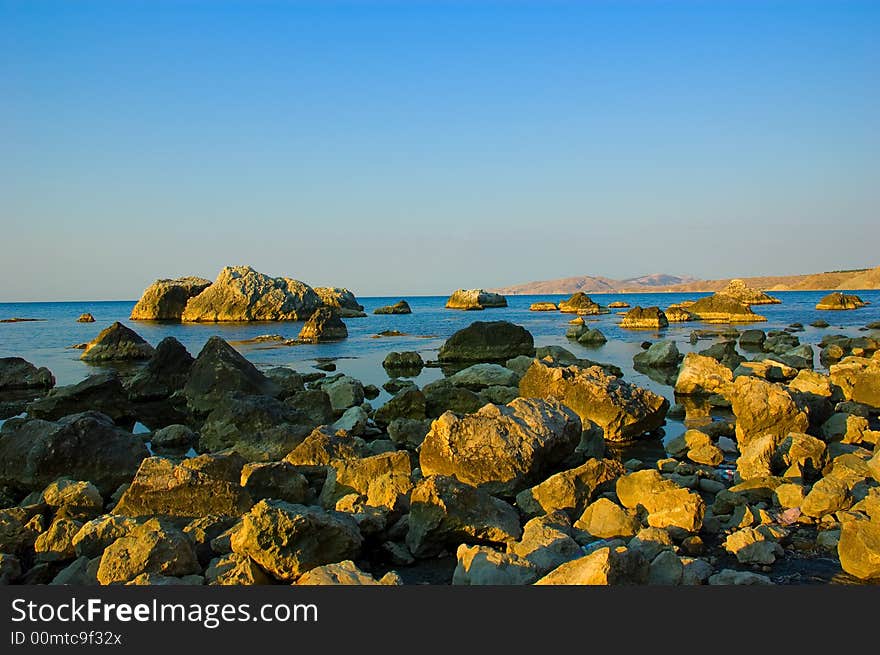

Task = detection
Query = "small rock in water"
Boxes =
[76,313,95,323]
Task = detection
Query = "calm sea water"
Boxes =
[2,291,879,444]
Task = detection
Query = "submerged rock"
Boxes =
[529,302,558,312]
[181,266,321,322]
[559,293,605,315]
[297,307,348,343]
[314,287,365,318]
[686,294,767,323]
[438,321,535,362]
[130,276,212,321]
[420,398,582,496]
[620,306,668,329]
[80,322,155,362]
[665,305,693,322]
[815,292,867,311]
[445,289,507,311]
[633,341,681,369]
[519,359,668,441]
[0,357,54,391]
[374,300,412,315]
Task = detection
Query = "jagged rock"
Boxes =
[205,553,272,585]
[665,306,693,322]
[608,301,630,308]
[739,329,766,349]
[263,368,305,399]
[724,527,783,564]
[519,359,668,441]
[445,289,508,310]
[296,560,395,585]
[716,279,780,305]
[729,376,809,448]
[447,363,520,390]
[698,340,745,370]
[230,500,362,581]
[620,306,668,329]
[616,470,705,532]
[40,479,103,518]
[314,287,365,318]
[0,357,54,391]
[297,307,348,343]
[239,462,310,505]
[559,293,605,315]
[453,545,539,585]
[574,498,640,539]
[507,512,583,574]
[438,321,535,362]
[0,412,147,494]
[815,292,867,311]
[374,300,412,315]
[131,277,213,320]
[838,519,880,580]
[320,451,413,511]
[181,266,321,322]
[113,457,253,518]
[830,356,880,408]
[420,398,581,496]
[387,418,432,448]
[283,426,369,470]
[124,336,194,401]
[633,341,681,368]
[97,518,200,585]
[535,546,648,585]
[374,388,426,426]
[80,322,155,362]
[406,475,521,558]
[34,518,82,562]
[198,394,312,461]
[72,516,138,559]
[686,294,767,323]
[332,405,368,436]
[515,458,624,519]
[183,336,280,414]
[801,477,851,518]
[76,313,96,323]
[27,373,132,424]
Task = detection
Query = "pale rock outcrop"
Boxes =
[131,277,212,320]
[445,289,507,311]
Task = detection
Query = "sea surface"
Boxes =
[2,290,879,449]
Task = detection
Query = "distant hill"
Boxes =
[491,267,880,295]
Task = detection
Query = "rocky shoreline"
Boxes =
[0,277,879,587]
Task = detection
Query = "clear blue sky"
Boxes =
[2,0,878,301]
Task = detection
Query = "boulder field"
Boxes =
[1,313,880,587]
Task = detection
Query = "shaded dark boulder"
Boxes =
[374,300,412,315]
[0,357,54,391]
[80,322,155,362]
[125,337,194,402]
[27,373,133,424]
[438,321,535,363]
[0,411,148,495]
[297,308,348,343]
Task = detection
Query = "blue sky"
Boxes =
[2,0,878,300]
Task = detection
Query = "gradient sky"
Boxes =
[2,0,879,301]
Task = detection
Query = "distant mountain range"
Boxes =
[491,267,880,295]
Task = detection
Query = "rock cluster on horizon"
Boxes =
[445,289,508,311]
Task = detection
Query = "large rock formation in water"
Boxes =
[130,277,212,321]
[619,306,668,329]
[80,322,155,362]
[180,266,321,322]
[558,293,605,315]
[314,287,366,318]
[716,279,781,305]
[445,289,508,310]
[686,294,767,323]
[438,321,535,362]
[815,292,867,311]
[297,308,348,343]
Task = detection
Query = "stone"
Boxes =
[716,279,780,305]
[113,457,253,518]
[520,359,668,442]
[374,300,412,315]
[124,337,194,401]
[320,451,413,511]
[296,560,394,585]
[620,306,668,329]
[535,547,648,585]
[230,500,362,581]
[445,289,507,310]
[297,307,348,343]
[628,527,675,561]
[34,518,82,562]
[40,479,103,517]
[324,375,365,411]
[508,512,583,573]
[633,341,681,368]
[198,394,312,461]
[648,550,684,585]
[686,294,767,323]
[0,554,22,584]
[183,336,280,414]
[387,418,432,448]
[374,388,427,426]
[332,405,368,436]
[515,458,624,519]
[72,515,138,559]
[698,340,745,370]
[382,351,424,373]
[96,518,200,585]
[181,266,321,322]
[616,470,705,532]
[240,462,310,504]
[286,389,335,427]
[608,301,630,308]
[130,276,213,321]
[76,313,96,323]
[150,424,197,450]
[452,545,539,585]
[283,427,369,470]
[776,432,828,480]
[263,367,305,399]
[729,376,809,448]
[406,475,522,557]
[448,363,520,390]
[314,287,365,318]
[420,398,581,496]
[26,373,132,424]
[574,498,640,539]
[559,293,604,315]
[50,556,96,585]
[739,329,767,348]
[674,353,734,396]
[830,356,880,408]
[838,519,880,580]
[438,321,534,362]
[0,412,147,495]
[801,477,851,518]
[80,322,155,362]
[577,329,607,346]
[815,292,867,311]
[724,527,782,564]
[665,306,693,322]
[205,553,272,585]
[821,413,869,444]
[0,357,54,391]
[708,569,773,585]
[529,302,558,312]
